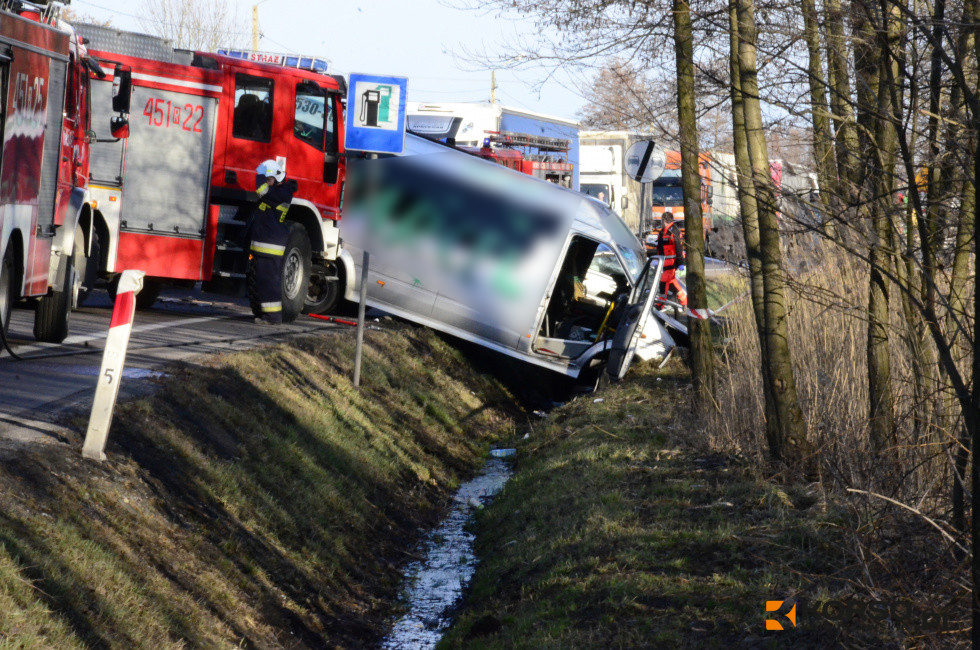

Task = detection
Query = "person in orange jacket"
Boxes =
[656,212,687,306]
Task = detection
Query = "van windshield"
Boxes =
[618,245,645,281]
[593,202,644,278]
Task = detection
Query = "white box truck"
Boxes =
[579,131,666,235]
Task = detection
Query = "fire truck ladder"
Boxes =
[487,131,570,153]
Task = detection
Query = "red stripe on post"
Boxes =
[109,291,137,329]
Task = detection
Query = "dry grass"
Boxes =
[705,238,972,640]
[0,322,521,648]
[441,360,954,647]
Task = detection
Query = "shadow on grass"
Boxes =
[0,328,518,647]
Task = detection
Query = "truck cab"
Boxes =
[80,24,349,317]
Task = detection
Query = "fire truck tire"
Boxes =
[248,223,311,323]
[78,232,101,307]
[34,247,74,343]
[280,224,311,322]
[107,275,162,309]
[70,227,87,310]
[304,261,340,315]
[0,246,16,339]
[136,280,162,310]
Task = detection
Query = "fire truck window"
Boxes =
[233,74,273,142]
[324,97,337,153]
[294,84,326,150]
[65,56,78,118]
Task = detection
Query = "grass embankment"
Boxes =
[0,323,519,648]
[441,360,953,648]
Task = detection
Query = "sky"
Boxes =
[70,0,591,122]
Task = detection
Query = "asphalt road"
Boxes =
[0,287,354,447]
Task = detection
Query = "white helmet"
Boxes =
[256,159,285,183]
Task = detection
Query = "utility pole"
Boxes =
[490,70,497,103]
[252,2,262,50]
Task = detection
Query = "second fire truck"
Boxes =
[79,24,346,320]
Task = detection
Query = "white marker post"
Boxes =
[83,270,144,461]
[352,251,369,388]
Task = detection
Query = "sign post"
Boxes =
[343,73,408,386]
[353,251,370,388]
[83,270,144,461]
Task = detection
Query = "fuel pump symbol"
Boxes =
[377,85,393,124]
[360,89,381,127]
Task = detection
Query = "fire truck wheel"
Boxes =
[304,261,340,315]
[70,227,87,310]
[107,276,162,309]
[34,247,74,343]
[136,280,162,310]
[0,246,16,339]
[78,231,101,307]
[279,223,312,323]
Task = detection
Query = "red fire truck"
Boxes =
[78,24,346,320]
[460,131,574,188]
[0,2,129,344]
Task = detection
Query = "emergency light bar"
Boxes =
[217,48,329,74]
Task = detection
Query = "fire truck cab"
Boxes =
[80,24,346,319]
[0,1,128,344]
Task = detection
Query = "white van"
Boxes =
[338,134,679,381]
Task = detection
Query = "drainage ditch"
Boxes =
[381,456,514,649]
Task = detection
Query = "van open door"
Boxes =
[606,256,663,381]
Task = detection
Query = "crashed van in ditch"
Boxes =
[339,134,681,382]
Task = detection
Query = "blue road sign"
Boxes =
[345,73,408,154]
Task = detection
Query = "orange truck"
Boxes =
[644,150,712,253]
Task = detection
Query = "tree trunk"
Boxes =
[851,0,897,457]
[673,0,714,404]
[800,0,837,232]
[736,0,812,469]
[729,1,779,447]
[824,0,861,206]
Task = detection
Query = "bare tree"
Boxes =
[577,58,679,140]
[138,0,247,52]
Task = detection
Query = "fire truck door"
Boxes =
[38,58,67,235]
[88,75,124,185]
[291,82,340,212]
[122,85,218,237]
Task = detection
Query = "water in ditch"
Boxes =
[381,456,513,649]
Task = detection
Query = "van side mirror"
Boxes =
[112,64,132,114]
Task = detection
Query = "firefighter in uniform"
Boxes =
[249,160,296,324]
[656,212,688,306]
